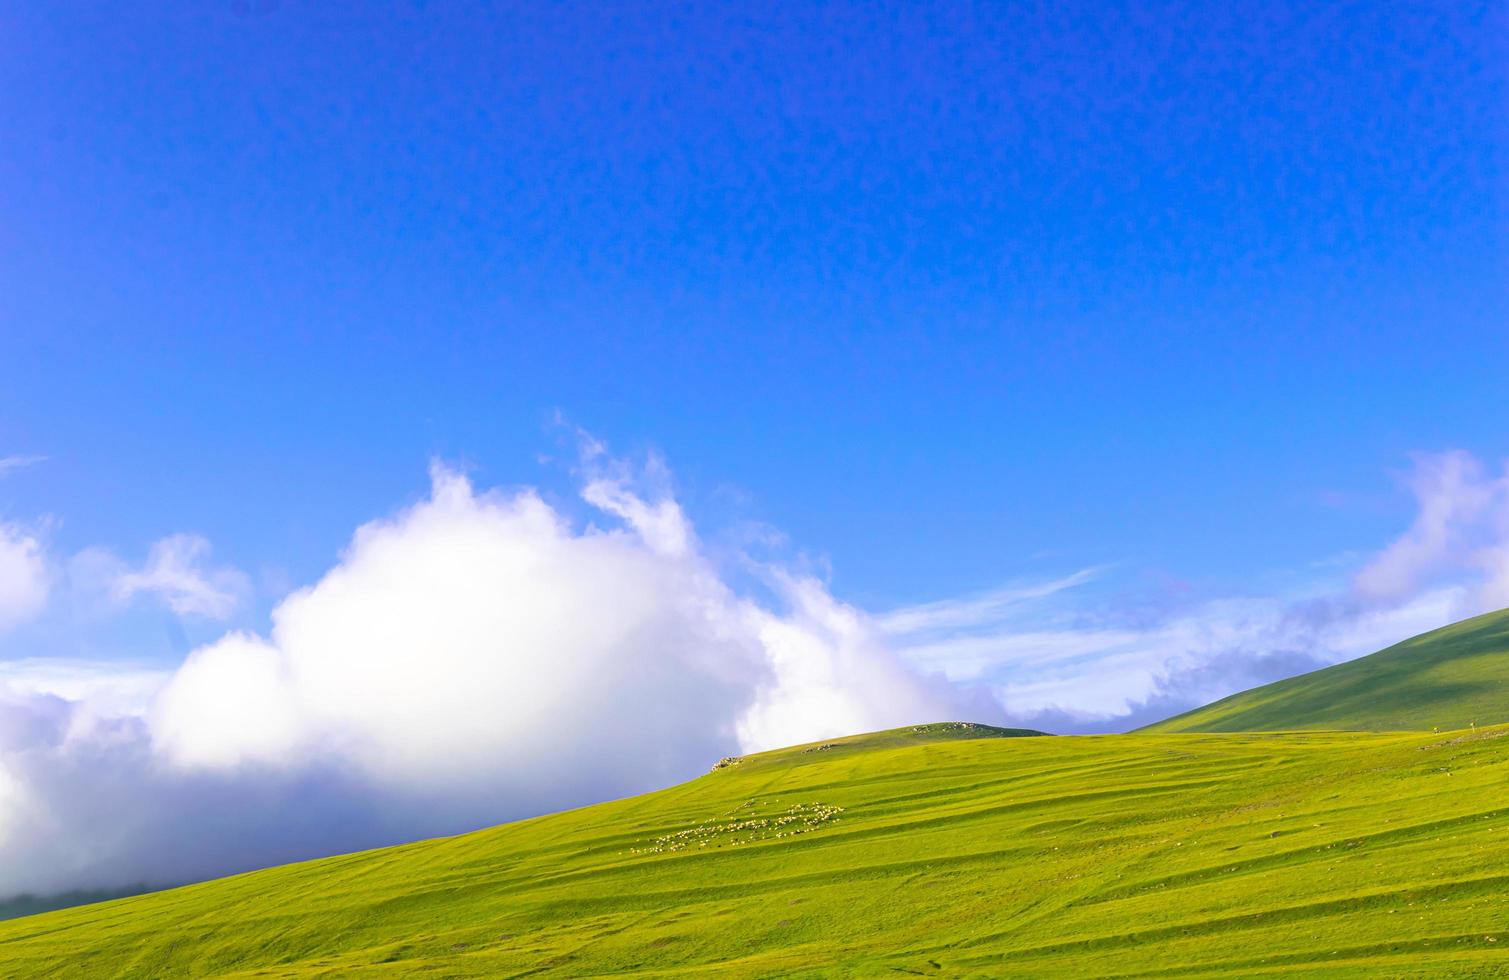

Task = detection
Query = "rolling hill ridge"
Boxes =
[5,720,1509,976]
[1145,606,1509,734]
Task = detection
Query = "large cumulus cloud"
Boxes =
[0,462,968,895]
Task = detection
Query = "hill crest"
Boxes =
[1144,606,1509,733]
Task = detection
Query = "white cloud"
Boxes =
[580,474,694,557]
[94,534,249,620]
[0,523,49,632]
[0,456,46,477]
[1354,452,1509,605]
[879,452,1509,731]
[918,588,1465,730]
[0,659,168,718]
[149,464,960,782]
[0,458,971,896]
[875,568,1105,636]
[736,572,966,751]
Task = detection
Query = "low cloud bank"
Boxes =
[883,451,1509,732]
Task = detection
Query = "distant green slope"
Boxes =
[1145,607,1509,734]
[6,721,1509,977]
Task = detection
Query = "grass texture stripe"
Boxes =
[3,717,1509,977]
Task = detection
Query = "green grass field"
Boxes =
[5,719,1509,977]
[1145,607,1509,734]
[10,613,1509,978]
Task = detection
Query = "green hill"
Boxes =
[1145,607,1509,734]
[6,720,1509,977]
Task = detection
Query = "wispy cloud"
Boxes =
[1354,451,1509,609]
[0,455,46,477]
[879,452,1509,731]
[0,658,169,717]
[0,521,49,632]
[0,455,53,632]
[80,534,250,620]
[876,567,1106,636]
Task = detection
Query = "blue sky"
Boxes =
[3,0,1505,604]
[0,1,1506,895]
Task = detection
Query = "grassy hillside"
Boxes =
[5,722,1509,977]
[1145,607,1509,734]
[0,887,148,923]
